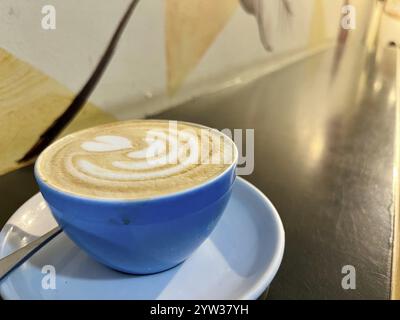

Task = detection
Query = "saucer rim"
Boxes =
[0,176,285,300]
[234,177,285,299]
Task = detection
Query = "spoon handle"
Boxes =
[0,226,62,282]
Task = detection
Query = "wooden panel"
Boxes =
[0,48,115,175]
[166,0,238,95]
[391,48,400,300]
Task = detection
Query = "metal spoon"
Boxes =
[0,227,61,282]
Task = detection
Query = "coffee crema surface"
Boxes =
[36,120,236,199]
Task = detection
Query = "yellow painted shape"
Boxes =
[308,0,327,47]
[166,0,238,95]
[0,48,116,175]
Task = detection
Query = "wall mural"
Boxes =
[166,0,239,95]
[0,0,369,175]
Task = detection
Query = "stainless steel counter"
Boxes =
[0,44,398,299]
[153,45,399,299]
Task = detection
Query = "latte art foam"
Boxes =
[36,120,237,199]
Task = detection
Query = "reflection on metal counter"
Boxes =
[153,44,399,299]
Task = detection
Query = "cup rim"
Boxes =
[34,119,239,203]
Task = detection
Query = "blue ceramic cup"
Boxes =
[34,131,237,274]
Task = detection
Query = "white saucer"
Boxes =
[0,177,284,300]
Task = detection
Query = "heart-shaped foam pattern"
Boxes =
[81,136,132,152]
[36,120,236,199]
